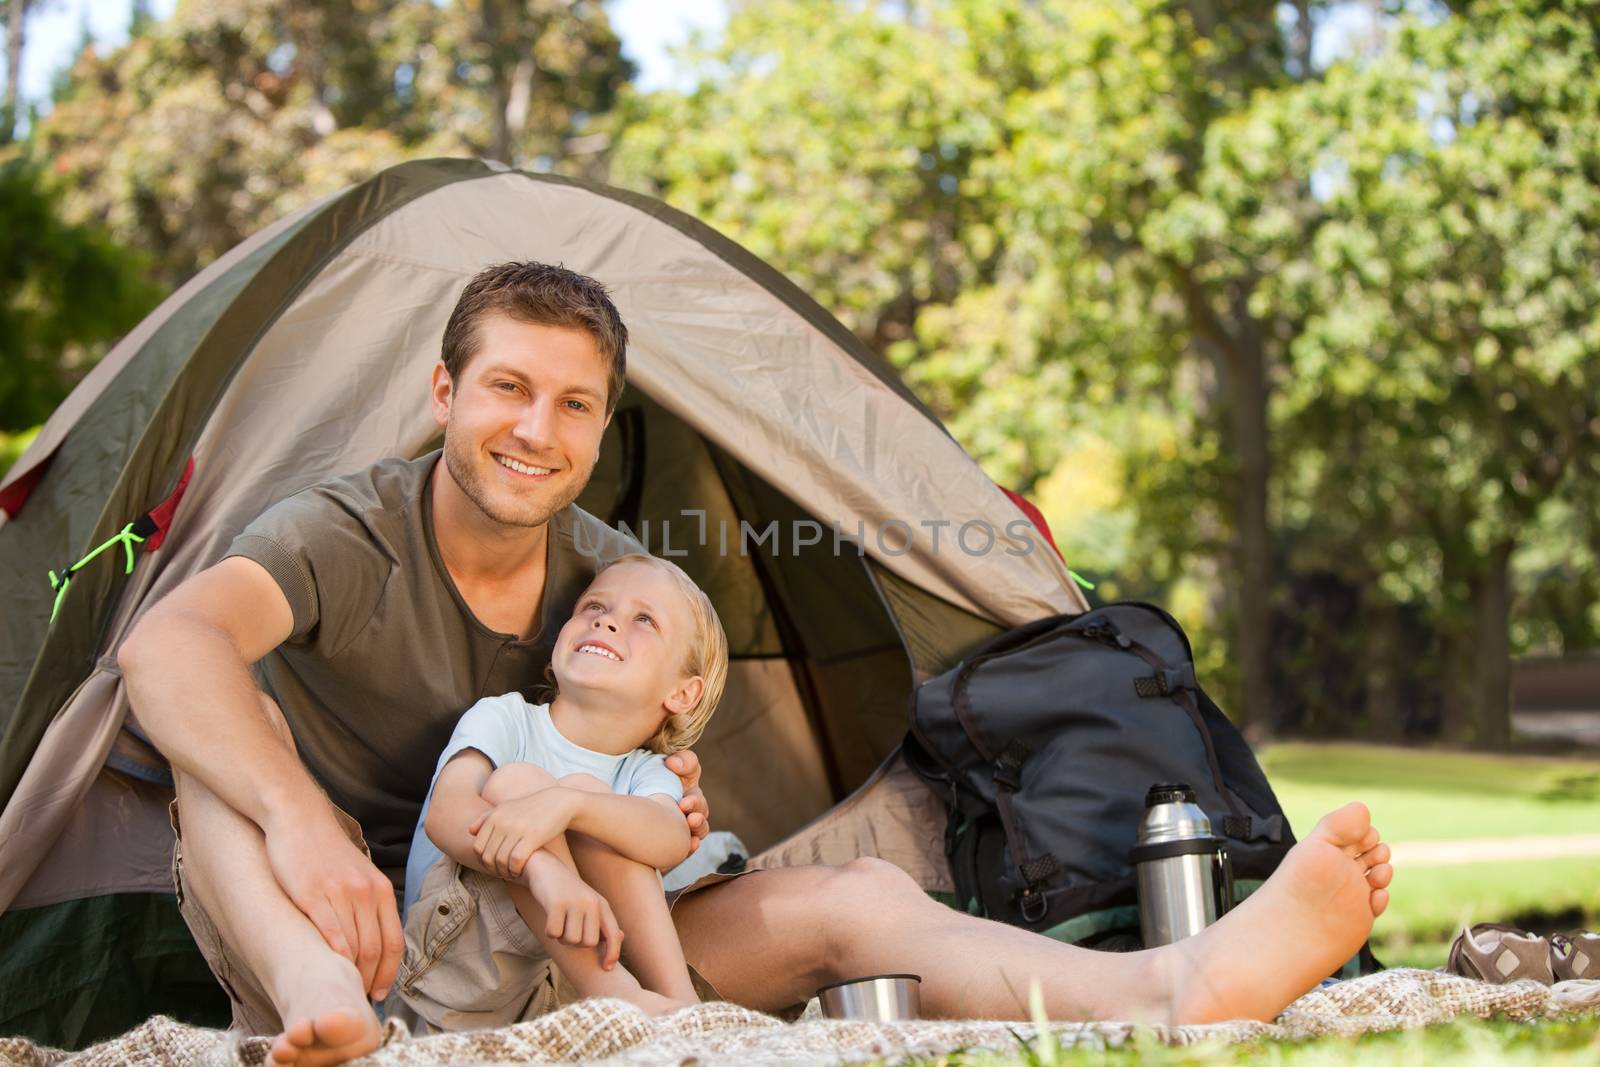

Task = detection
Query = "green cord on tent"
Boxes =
[1069,570,1096,591]
[47,522,146,622]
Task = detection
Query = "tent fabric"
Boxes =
[0,158,1088,1047]
[0,160,492,809]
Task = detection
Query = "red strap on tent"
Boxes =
[1000,486,1062,561]
[137,456,194,551]
[0,459,49,520]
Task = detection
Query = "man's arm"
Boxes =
[117,556,403,1001]
[666,750,710,851]
[120,557,306,824]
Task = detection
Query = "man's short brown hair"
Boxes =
[441,262,628,415]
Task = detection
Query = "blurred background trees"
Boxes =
[4,0,1597,745]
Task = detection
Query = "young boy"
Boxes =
[391,553,729,1032]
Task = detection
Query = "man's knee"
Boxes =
[482,762,558,804]
[825,857,923,906]
[557,773,612,795]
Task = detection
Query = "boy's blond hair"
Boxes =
[594,553,728,754]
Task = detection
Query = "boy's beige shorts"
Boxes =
[170,798,727,1036]
[389,856,726,1034]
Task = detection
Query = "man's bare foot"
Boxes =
[268,958,383,1066]
[1163,801,1393,1025]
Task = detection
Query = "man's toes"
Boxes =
[1370,887,1390,917]
[1361,842,1391,869]
[1366,862,1393,891]
[1351,825,1380,857]
[312,1010,373,1051]
[1313,802,1372,848]
[269,1036,303,1065]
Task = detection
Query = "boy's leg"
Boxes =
[172,693,380,1065]
[481,764,682,1015]
[558,774,698,1003]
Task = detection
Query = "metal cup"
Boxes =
[817,973,922,1021]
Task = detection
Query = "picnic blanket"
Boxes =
[4,970,1599,1067]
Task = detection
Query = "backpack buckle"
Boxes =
[993,739,1030,791]
[1017,885,1048,923]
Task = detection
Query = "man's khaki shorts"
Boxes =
[390,856,726,1035]
[169,797,374,1034]
[172,797,730,1035]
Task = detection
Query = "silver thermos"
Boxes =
[1130,782,1233,947]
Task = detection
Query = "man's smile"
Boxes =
[492,452,556,478]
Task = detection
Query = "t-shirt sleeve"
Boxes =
[434,695,528,776]
[223,486,391,650]
[625,753,685,803]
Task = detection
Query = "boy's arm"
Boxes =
[567,792,693,871]
[422,751,499,868]
[424,752,570,882]
[470,788,691,873]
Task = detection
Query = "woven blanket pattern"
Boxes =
[3,970,1597,1067]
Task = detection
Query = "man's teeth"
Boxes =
[497,455,554,476]
[577,644,621,661]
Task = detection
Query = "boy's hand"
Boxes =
[524,854,624,969]
[469,789,576,879]
[666,750,711,851]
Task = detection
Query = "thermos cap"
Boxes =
[1145,783,1196,807]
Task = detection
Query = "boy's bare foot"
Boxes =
[1164,802,1393,1025]
[630,990,697,1017]
[268,958,383,1066]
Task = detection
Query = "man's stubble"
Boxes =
[441,425,596,530]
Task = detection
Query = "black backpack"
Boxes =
[905,602,1295,948]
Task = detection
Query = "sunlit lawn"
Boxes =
[901,1015,1600,1066]
[903,744,1600,1064]
[1261,743,1600,970]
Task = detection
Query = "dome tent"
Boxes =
[0,158,1087,1046]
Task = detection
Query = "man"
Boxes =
[121,262,1392,1067]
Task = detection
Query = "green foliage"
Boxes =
[0,424,40,479]
[613,0,1600,739]
[26,0,632,288]
[0,160,160,431]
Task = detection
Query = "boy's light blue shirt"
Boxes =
[403,693,683,918]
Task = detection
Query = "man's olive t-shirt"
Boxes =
[224,451,639,882]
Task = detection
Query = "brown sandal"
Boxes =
[1446,922,1555,985]
[1552,931,1600,982]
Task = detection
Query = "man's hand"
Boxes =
[666,750,710,852]
[264,812,403,1001]
[469,789,576,879]
[524,852,623,969]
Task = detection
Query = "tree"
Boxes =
[1187,0,1600,743]
[27,0,633,288]
[614,0,1299,728]
[3,0,32,145]
[613,0,1600,743]
[0,159,161,430]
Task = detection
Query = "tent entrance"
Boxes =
[574,391,913,853]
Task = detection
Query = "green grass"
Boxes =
[907,744,1600,1063]
[900,1015,1600,1066]
[1260,743,1600,970]
[1260,743,1600,842]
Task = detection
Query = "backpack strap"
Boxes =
[991,737,1058,923]
[1099,617,1248,825]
